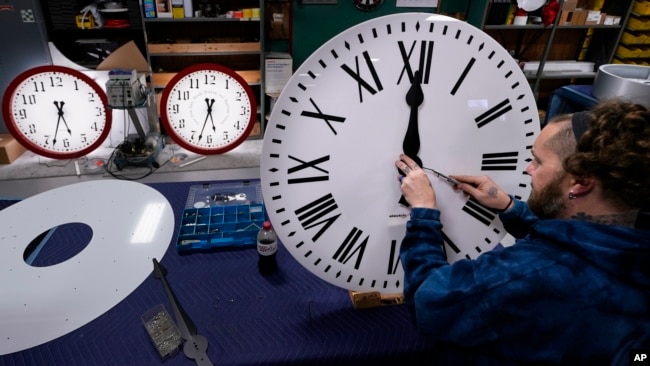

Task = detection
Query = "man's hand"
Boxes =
[396,154,437,209]
[451,175,512,212]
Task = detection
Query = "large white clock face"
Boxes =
[261,13,540,294]
[160,63,257,155]
[2,65,111,160]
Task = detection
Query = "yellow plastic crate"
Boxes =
[616,45,642,58]
[640,47,650,58]
[621,31,647,44]
[628,16,650,30]
[633,1,650,15]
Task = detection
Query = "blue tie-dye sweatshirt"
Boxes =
[400,198,650,365]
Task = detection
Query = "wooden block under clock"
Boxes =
[348,290,405,309]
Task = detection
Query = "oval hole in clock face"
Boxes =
[23,222,93,267]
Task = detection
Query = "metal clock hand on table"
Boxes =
[152,259,214,366]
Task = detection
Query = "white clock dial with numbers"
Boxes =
[261,13,540,294]
[2,65,111,159]
[160,63,257,155]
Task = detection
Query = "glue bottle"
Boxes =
[257,221,278,274]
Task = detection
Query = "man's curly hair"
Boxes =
[563,99,650,209]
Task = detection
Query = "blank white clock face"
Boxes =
[261,13,539,293]
[160,64,256,154]
[3,66,111,159]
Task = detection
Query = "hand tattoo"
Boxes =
[487,186,499,198]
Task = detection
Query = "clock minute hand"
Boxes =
[403,70,424,168]
[398,70,425,207]
[54,101,72,133]
[56,101,72,136]
[52,101,63,145]
[198,98,214,141]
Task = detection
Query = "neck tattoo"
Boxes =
[571,212,637,227]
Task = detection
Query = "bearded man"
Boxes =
[395,99,650,365]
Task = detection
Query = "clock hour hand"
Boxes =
[54,101,72,135]
[198,98,215,141]
[52,101,70,145]
[207,99,216,132]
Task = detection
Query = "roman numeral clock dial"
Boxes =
[261,13,540,294]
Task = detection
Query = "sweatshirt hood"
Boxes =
[532,219,650,288]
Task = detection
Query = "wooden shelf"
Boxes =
[147,42,261,56]
[144,17,260,23]
[152,70,261,89]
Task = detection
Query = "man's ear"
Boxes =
[569,175,595,198]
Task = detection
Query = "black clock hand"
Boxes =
[403,70,424,168]
[54,101,72,135]
[52,101,63,145]
[207,100,216,133]
[399,71,424,206]
[198,98,215,142]
[152,259,214,366]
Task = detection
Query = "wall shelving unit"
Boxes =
[139,2,266,138]
[467,0,634,108]
[613,1,650,65]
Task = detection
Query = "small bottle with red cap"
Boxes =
[257,221,278,274]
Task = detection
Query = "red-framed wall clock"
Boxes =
[160,63,257,155]
[2,65,111,159]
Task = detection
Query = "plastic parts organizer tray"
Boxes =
[175,180,265,252]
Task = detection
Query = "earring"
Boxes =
[568,191,577,199]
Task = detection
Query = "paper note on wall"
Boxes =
[396,0,438,7]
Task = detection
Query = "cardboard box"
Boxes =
[603,15,615,25]
[265,53,293,95]
[600,13,608,25]
[559,10,587,25]
[585,10,602,25]
[155,0,172,18]
[573,10,588,25]
[0,134,27,164]
[562,0,578,10]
